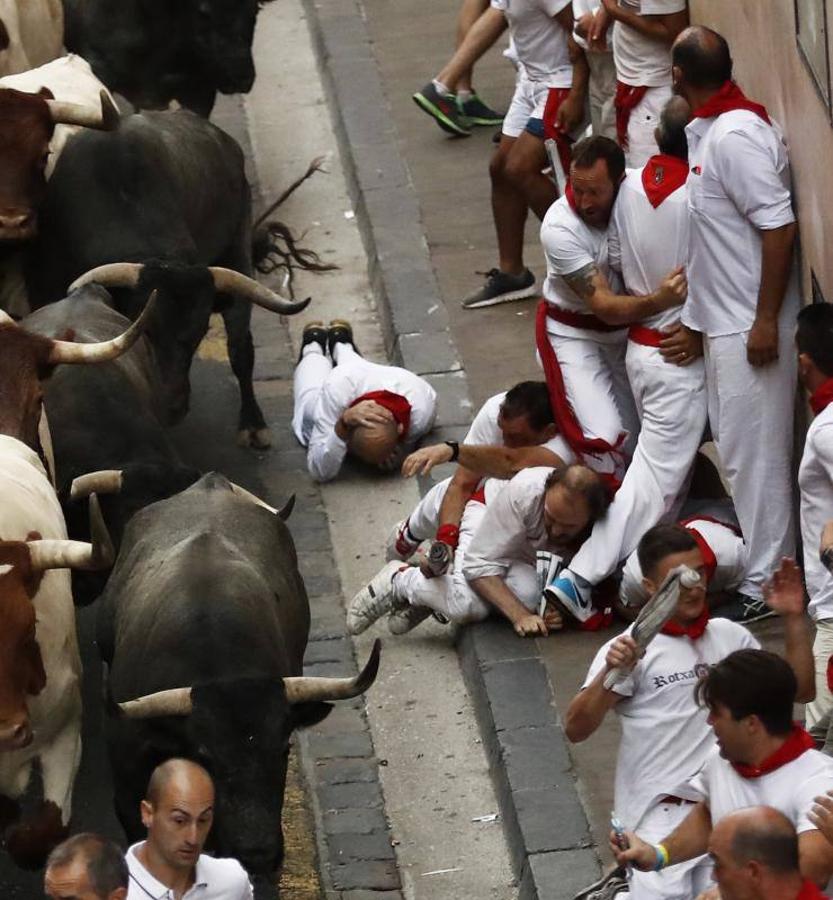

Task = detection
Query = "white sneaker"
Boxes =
[543,568,594,624]
[347,561,406,635]
[385,519,420,562]
[388,604,433,635]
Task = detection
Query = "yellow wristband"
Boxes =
[654,843,670,871]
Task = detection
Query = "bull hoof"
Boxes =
[237,427,272,450]
[5,800,67,870]
[0,794,20,832]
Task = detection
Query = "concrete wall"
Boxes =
[691,0,833,301]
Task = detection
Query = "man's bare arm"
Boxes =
[436,465,480,531]
[469,575,549,637]
[403,442,565,479]
[599,1,689,44]
[614,802,712,870]
[438,6,508,89]
[746,222,797,367]
[799,830,833,887]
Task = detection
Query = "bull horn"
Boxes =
[71,470,123,501]
[46,90,120,131]
[278,494,295,521]
[48,290,157,365]
[118,686,193,719]
[228,481,279,515]
[69,262,144,293]
[283,638,381,704]
[27,494,114,571]
[208,267,311,315]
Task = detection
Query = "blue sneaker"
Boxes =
[544,569,594,624]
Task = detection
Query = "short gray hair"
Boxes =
[46,833,128,897]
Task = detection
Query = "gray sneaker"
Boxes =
[573,866,628,900]
[461,268,537,309]
[715,592,776,624]
[413,82,471,137]
[388,604,433,635]
[347,561,407,635]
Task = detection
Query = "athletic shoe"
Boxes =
[385,519,420,562]
[715,592,776,624]
[298,321,327,361]
[327,319,359,356]
[543,569,594,624]
[460,268,537,309]
[458,93,504,126]
[388,603,433,635]
[412,82,472,137]
[346,561,407,635]
[573,866,628,900]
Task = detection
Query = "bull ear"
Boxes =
[37,87,55,101]
[0,20,9,52]
[291,702,333,730]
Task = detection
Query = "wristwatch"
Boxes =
[444,440,460,462]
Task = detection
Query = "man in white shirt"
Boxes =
[292,320,437,483]
[566,525,811,900]
[45,834,129,900]
[346,464,609,638]
[601,0,689,166]
[672,26,799,620]
[536,134,685,484]
[796,304,833,741]
[614,650,833,890]
[126,759,253,900]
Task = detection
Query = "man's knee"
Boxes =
[502,139,545,192]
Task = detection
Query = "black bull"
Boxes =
[96,474,380,888]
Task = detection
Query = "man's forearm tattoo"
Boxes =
[563,262,598,299]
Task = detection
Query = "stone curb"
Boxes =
[301,1,602,896]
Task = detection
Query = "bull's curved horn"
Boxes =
[118,686,193,719]
[46,90,120,131]
[71,469,123,502]
[0,310,16,327]
[27,494,114,571]
[208,267,311,316]
[278,494,295,521]
[283,638,381,704]
[48,290,157,365]
[69,262,144,294]
[228,481,278,515]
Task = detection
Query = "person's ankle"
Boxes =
[432,78,454,97]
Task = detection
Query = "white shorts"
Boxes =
[502,72,563,138]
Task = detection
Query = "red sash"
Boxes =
[642,154,690,209]
[542,87,574,180]
[810,378,833,415]
[614,82,648,149]
[661,606,709,640]
[730,724,815,779]
[350,390,411,438]
[691,80,771,124]
[628,325,665,347]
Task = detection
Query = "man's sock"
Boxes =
[432,79,454,98]
[456,88,473,103]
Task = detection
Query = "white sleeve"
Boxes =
[583,633,637,698]
[406,377,438,443]
[639,0,686,13]
[305,379,350,482]
[717,126,796,231]
[465,395,503,445]
[607,208,622,276]
[795,769,833,834]
[538,0,571,18]
[542,219,596,277]
[811,423,833,477]
[462,480,533,580]
[239,873,255,900]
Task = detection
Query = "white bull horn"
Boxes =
[71,470,123,501]
[69,262,144,293]
[48,290,157,365]
[228,482,295,520]
[118,686,193,719]
[283,638,381,704]
[46,90,120,131]
[208,267,311,316]
[27,494,114,571]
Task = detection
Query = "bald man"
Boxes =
[45,834,128,900]
[701,806,828,900]
[126,759,253,900]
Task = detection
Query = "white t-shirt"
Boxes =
[584,620,759,828]
[126,843,254,899]
[572,0,605,52]
[540,196,625,342]
[612,0,685,87]
[686,746,833,833]
[800,402,833,621]
[682,111,799,337]
[608,163,689,331]
[491,0,573,86]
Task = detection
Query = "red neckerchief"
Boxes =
[349,390,411,439]
[661,605,709,640]
[642,154,689,208]
[565,181,577,213]
[796,878,829,899]
[731,724,815,779]
[810,378,833,415]
[691,80,771,124]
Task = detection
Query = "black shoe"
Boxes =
[299,321,327,361]
[327,319,360,356]
[461,268,537,309]
[715,592,776,624]
[573,866,628,900]
[412,82,472,137]
[458,93,504,126]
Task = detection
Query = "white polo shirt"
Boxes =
[583,620,758,829]
[491,0,573,86]
[608,164,689,331]
[126,843,254,900]
[540,196,625,343]
[682,110,799,337]
[612,0,685,87]
[685,746,833,833]
[799,402,833,622]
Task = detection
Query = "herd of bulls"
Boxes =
[0,1,380,896]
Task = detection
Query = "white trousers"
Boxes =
[395,499,539,624]
[588,52,617,140]
[625,84,672,168]
[545,329,639,481]
[806,619,833,733]
[616,801,712,900]
[292,343,359,446]
[570,344,707,584]
[406,477,451,542]
[703,328,796,598]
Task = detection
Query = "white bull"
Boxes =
[0,0,64,76]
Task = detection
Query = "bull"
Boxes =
[0,0,63,77]
[96,474,380,894]
[26,109,310,447]
[63,0,275,116]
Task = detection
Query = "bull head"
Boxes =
[117,639,381,718]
